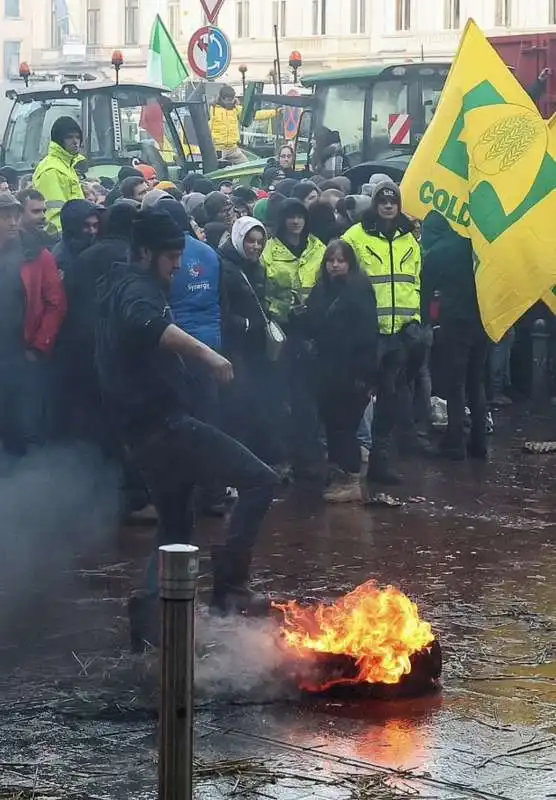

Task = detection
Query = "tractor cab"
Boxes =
[1,74,218,180]
[229,62,450,186]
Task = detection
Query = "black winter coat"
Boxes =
[218,238,268,359]
[304,271,378,392]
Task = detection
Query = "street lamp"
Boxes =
[238,63,248,97]
[289,50,302,84]
[111,50,124,85]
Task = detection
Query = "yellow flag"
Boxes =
[401,19,556,343]
[542,113,556,316]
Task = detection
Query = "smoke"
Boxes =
[195,612,295,702]
[0,443,120,642]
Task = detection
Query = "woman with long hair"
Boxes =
[303,240,378,502]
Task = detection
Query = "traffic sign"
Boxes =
[388,113,411,145]
[284,89,301,141]
[188,26,231,80]
[200,0,226,24]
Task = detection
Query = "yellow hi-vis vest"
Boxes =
[262,234,325,325]
[33,142,85,232]
[343,221,421,335]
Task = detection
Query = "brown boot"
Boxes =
[323,473,362,504]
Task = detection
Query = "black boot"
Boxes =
[210,546,271,617]
[128,590,159,652]
[366,447,402,486]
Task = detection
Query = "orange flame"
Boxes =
[274,581,434,688]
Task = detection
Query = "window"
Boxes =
[51,0,69,47]
[495,0,511,25]
[312,0,327,35]
[444,0,460,28]
[125,0,139,45]
[4,0,20,17]
[3,40,20,80]
[4,98,80,168]
[551,0,556,23]
[350,0,366,33]
[236,0,250,38]
[168,1,181,39]
[87,0,101,45]
[320,83,365,164]
[272,0,286,36]
[395,0,411,31]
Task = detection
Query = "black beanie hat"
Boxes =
[132,209,185,252]
[50,116,83,146]
[118,165,143,183]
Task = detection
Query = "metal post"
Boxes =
[531,318,550,405]
[158,544,200,800]
[273,25,283,94]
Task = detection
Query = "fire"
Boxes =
[273,581,435,690]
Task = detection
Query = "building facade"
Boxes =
[1,0,35,80]
[10,0,556,83]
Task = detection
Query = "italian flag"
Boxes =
[147,14,189,90]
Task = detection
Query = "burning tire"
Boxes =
[273,581,442,699]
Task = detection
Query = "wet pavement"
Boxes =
[0,411,555,799]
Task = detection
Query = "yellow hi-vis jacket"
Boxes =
[343,219,421,336]
[262,234,325,325]
[209,103,276,151]
[33,142,85,232]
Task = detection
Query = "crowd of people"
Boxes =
[0,110,546,633]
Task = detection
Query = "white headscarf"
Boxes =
[231,216,266,258]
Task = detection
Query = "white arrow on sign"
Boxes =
[200,0,226,24]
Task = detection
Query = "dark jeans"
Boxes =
[189,361,226,506]
[223,352,284,466]
[0,353,49,455]
[373,332,427,456]
[286,337,323,473]
[441,319,488,449]
[128,414,278,594]
[319,386,370,473]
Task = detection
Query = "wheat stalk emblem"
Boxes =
[477,113,543,171]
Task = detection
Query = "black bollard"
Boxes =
[531,318,550,405]
[158,544,200,800]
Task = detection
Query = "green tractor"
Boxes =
[206,62,451,187]
[0,74,221,182]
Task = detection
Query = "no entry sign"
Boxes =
[199,0,226,24]
[188,26,231,80]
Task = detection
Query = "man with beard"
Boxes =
[95,208,278,646]
[0,193,66,454]
[16,188,58,250]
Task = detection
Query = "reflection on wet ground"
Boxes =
[0,412,554,798]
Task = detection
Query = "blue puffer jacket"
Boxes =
[170,234,222,350]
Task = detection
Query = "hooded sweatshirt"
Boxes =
[262,198,326,325]
[52,199,99,285]
[33,116,85,233]
[219,217,267,356]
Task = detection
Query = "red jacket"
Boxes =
[21,244,67,354]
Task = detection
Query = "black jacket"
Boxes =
[218,238,268,358]
[422,210,481,325]
[95,263,195,440]
[304,271,378,391]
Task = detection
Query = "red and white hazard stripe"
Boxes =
[388,113,412,145]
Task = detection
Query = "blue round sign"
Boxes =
[188,26,231,80]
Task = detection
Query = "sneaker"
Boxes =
[323,473,362,503]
